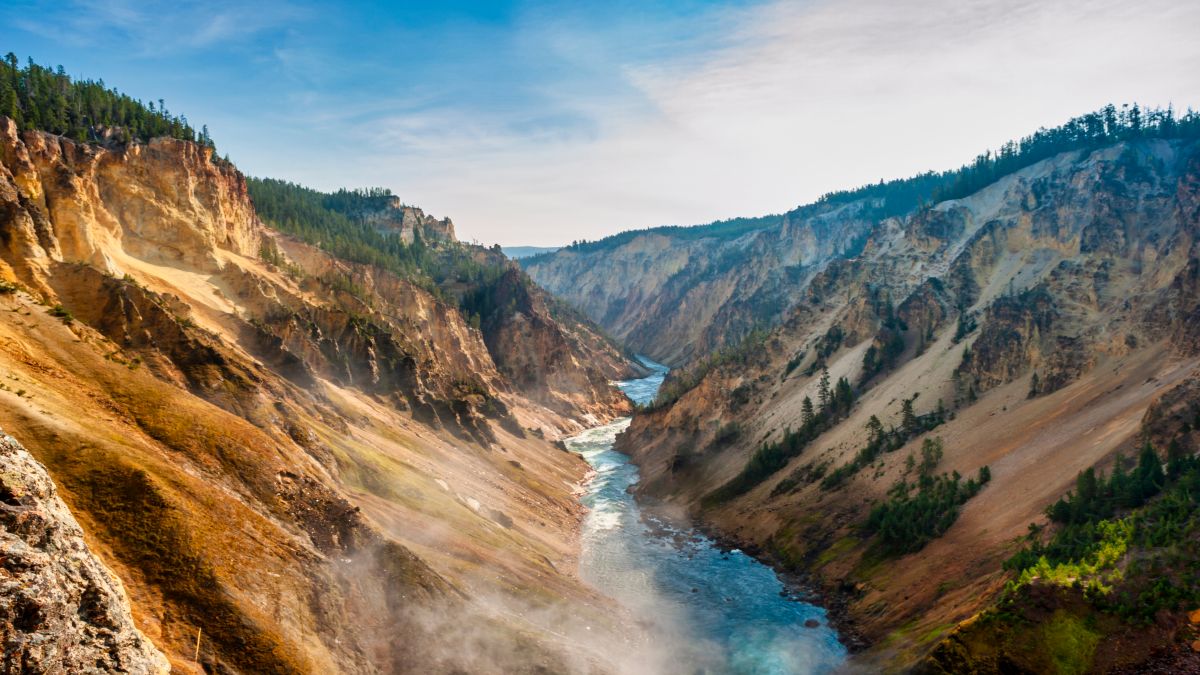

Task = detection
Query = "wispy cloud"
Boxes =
[336,0,1199,245]
[7,0,1198,245]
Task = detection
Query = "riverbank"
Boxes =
[633,497,870,655]
[567,360,846,674]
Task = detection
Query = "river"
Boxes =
[565,358,846,674]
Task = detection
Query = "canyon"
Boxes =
[3,51,1199,675]
[527,131,1200,671]
[0,116,652,673]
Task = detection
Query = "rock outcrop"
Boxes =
[331,192,456,243]
[0,118,258,290]
[1,430,169,675]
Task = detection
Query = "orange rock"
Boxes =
[1190,609,1200,624]
[1192,639,1200,653]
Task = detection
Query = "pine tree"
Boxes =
[817,367,831,412]
[901,396,918,434]
[1167,438,1189,480]
[1134,442,1164,500]
[865,414,884,442]
[1110,453,1132,509]
[0,76,16,123]
[834,377,854,416]
[801,396,814,427]
[1074,468,1099,522]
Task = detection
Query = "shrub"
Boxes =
[48,304,74,323]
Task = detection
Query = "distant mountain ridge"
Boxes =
[502,245,559,259]
[523,104,1200,366]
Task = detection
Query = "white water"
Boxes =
[567,358,846,674]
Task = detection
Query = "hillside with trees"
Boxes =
[523,103,1200,366]
[1,52,215,149]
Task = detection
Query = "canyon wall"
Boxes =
[606,139,1200,670]
[523,205,872,365]
[0,117,640,673]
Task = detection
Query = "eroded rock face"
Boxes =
[0,117,258,291]
[0,118,634,437]
[0,431,169,675]
[606,138,1200,670]
[0,118,640,672]
[469,267,635,420]
[523,202,874,365]
[331,193,456,243]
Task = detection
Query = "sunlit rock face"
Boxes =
[0,118,646,672]
[0,117,259,287]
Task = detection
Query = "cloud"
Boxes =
[37,0,1187,247]
[372,0,1199,245]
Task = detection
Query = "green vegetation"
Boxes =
[817,103,1200,218]
[705,367,856,502]
[1,52,215,150]
[526,214,783,262]
[248,179,438,282]
[803,325,845,376]
[1005,435,1200,623]
[1045,442,1168,525]
[641,327,770,412]
[820,395,947,490]
[711,421,743,447]
[783,350,805,378]
[1041,611,1101,675]
[247,178,529,306]
[48,303,73,323]
[770,460,829,497]
[951,308,977,343]
[864,437,991,556]
[248,177,632,367]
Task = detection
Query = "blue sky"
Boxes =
[5,0,1200,245]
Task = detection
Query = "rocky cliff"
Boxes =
[610,137,1200,670]
[1,430,169,675]
[522,204,872,365]
[333,193,456,243]
[0,116,641,673]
